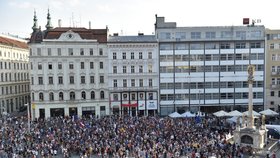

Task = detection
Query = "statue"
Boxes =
[247,65,255,83]
[242,113,245,128]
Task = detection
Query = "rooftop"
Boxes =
[108,34,156,43]
[0,35,28,49]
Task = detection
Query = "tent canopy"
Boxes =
[228,110,243,117]
[243,110,261,116]
[213,110,229,117]
[259,109,279,116]
[181,111,196,117]
[168,112,183,118]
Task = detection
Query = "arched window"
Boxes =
[91,91,95,99]
[49,92,54,101]
[81,91,86,100]
[100,91,105,99]
[39,92,44,101]
[70,91,75,100]
[59,92,64,101]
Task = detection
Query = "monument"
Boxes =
[234,65,267,149]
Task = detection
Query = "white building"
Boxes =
[155,16,265,115]
[29,11,109,119]
[108,34,159,116]
[0,34,30,115]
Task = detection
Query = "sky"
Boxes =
[1,0,280,38]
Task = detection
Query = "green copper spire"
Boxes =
[45,8,53,30]
[32,10,39,32]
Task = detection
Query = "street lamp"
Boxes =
[199,90,201,113]
[24,103,30,133]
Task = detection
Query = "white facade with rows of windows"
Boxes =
[0,34,30,115]
[108,35,159,116]
[29,31,109,119]
[155,16,265,115]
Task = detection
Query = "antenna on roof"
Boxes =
[72,12,75,27]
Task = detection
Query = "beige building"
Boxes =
[265,29,280,112]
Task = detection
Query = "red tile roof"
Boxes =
[44,27,107,43]
[0,36,28,49]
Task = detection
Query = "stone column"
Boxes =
[247,65,255,128]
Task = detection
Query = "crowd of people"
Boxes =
[0,114,252,158]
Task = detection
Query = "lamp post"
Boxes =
[24,103,30,133]
[199,90,201,113]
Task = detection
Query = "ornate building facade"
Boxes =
[29,11,109,118]
[0,34,30,115]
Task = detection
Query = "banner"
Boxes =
[138,101,145,110]
[147,100,157,110]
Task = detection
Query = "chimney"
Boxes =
[113,33,118,36]
[58,19,61,27]
[138,33,144,36]
[89,21,91,29]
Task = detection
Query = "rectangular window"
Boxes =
[57,48,61,56]
[220,43,230,49]
[80,62,84,69]
[191,32,201,39]
[48,63,52,70]
[221,31,232,38]
[100,62,103,69]
[139,79,143,87]
[123,66,127,73]
[139,65,143,73]
[131,66,135,73]
[250,42,261,48]
[148,52,152,59]
[160,32,171,39]
[37,48,41,56]
[38,63,42,70]
[139,52,143,59]
[236,31,246,39]
[90,48,93,55]
[131,79,135,87]
[130,52,134,59]
[81,76,85,84]
[271,91,275,96]
[90,62,94,69]
[58,76,63,84]
[38,77,43,85]
[90,76,94,84]
[100,76,104,83]
[68,48,73,56]
[70,76,74,84]
[236,43,246,49]
[48,76,53,84]
[99,48,103,55]
[113,52,117,59]
[123,79,127,87]
[80,48,84,55]
[175,32,186,39]
[122,52,126,59]
[149,79,153,87]
[148,65,152,73]
[58,62,62,69]
[113,66,117,73]
[69,62,74,69]
[113,79,117,87]
[272,54,276,61]
[206,32,216,39]
[48,48,52,56]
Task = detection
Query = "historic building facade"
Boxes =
[29,11,109,118]
[265,29,280,112]
[107,34,159,116]
[155,16,265,115]
[0,34,30,115]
